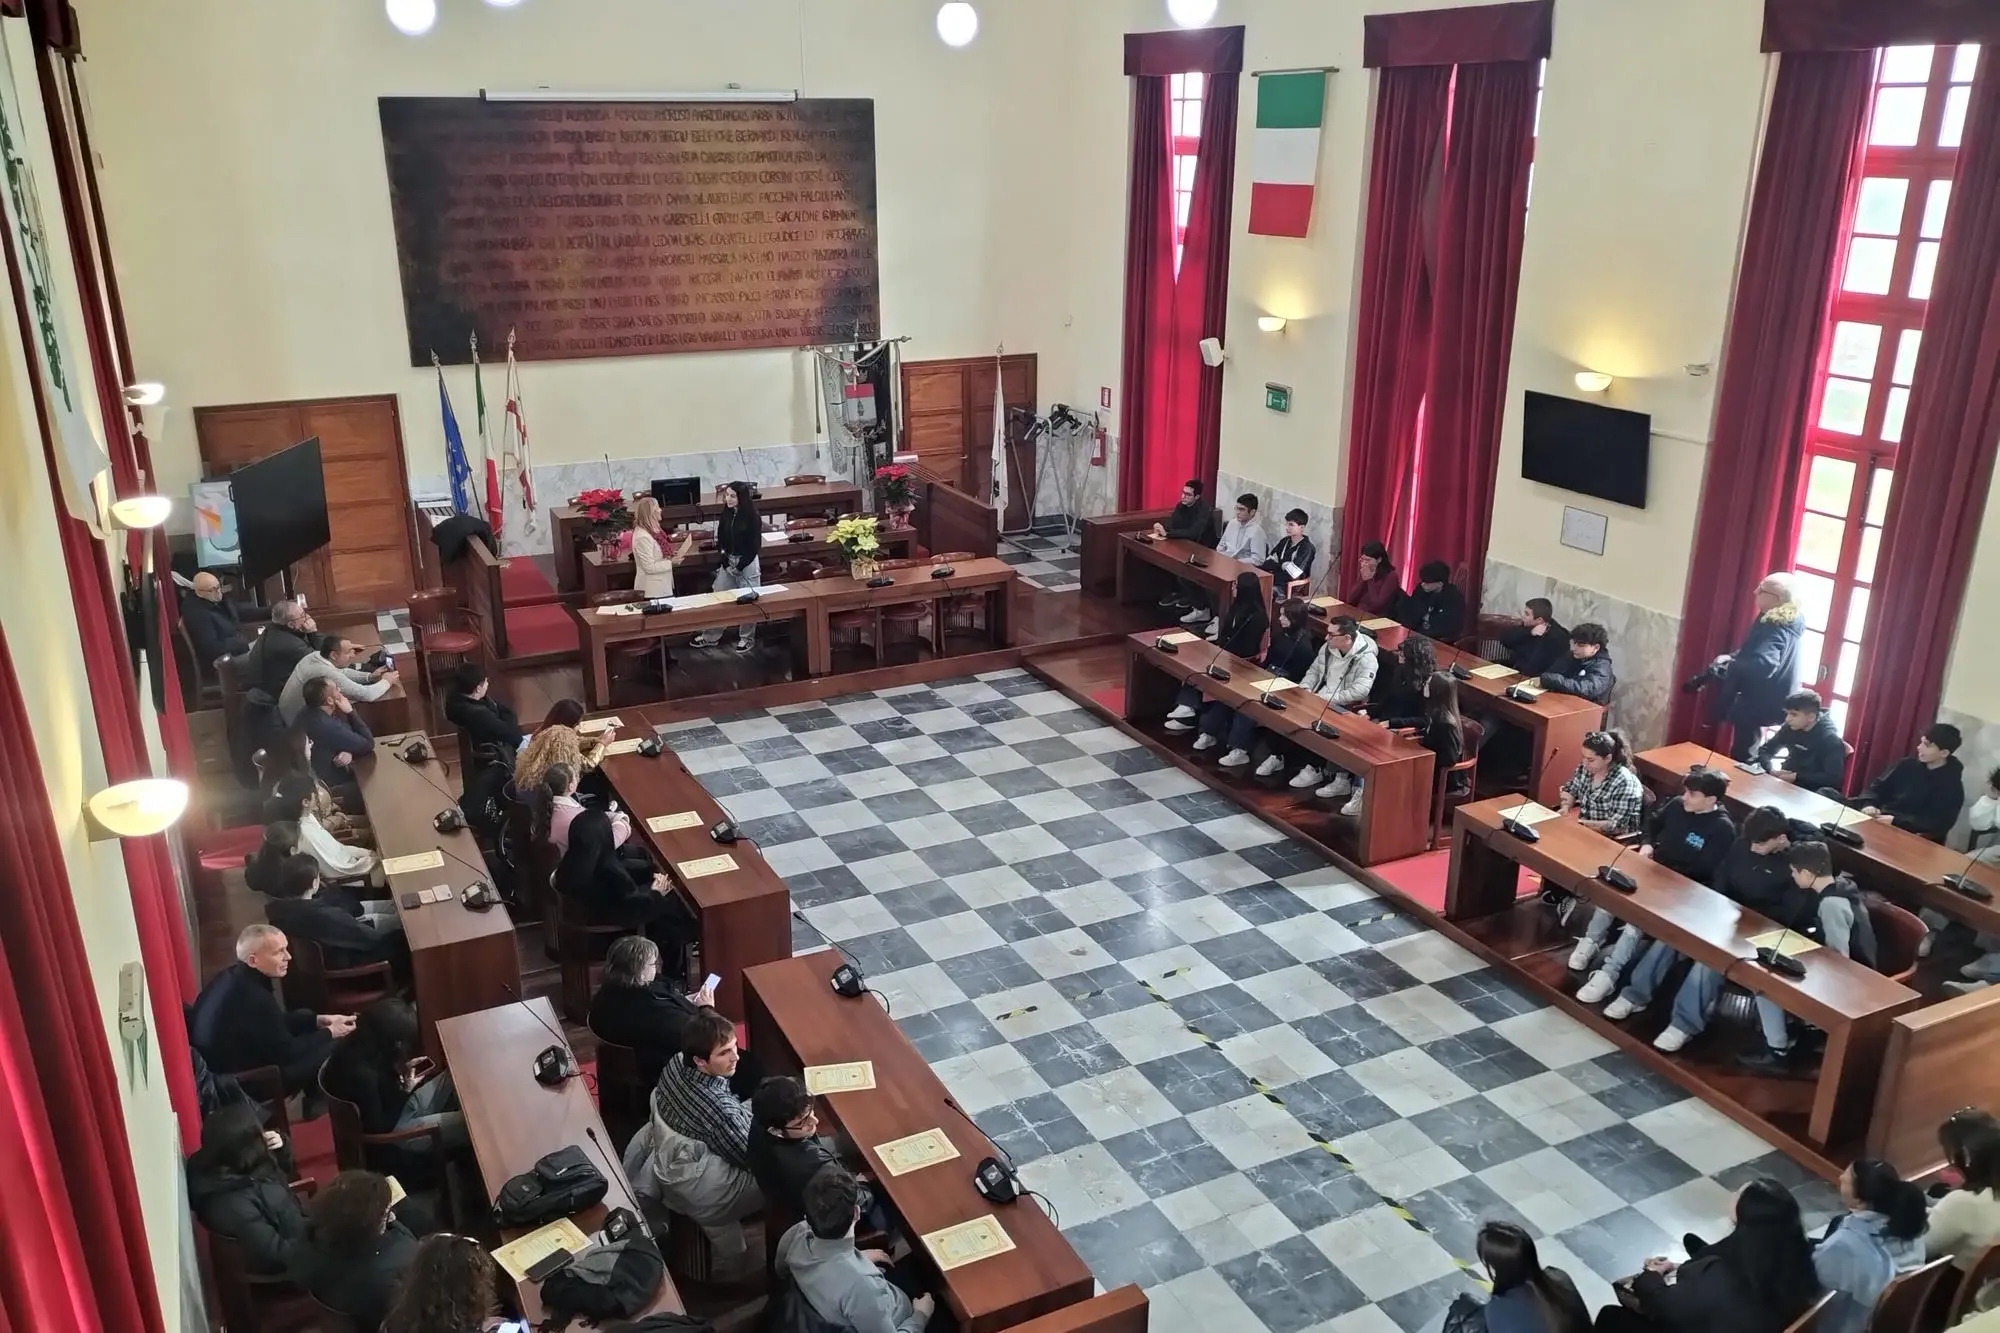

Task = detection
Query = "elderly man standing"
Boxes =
[278,635,398,725]
[187,925,355,1096]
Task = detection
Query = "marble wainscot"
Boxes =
[1215,469,1340,598]
[1481,559,1681,750]
[1938,706,2000,847]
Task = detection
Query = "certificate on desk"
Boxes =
[1158,631,1201,645]
[923,1216,1017,1271]
[578,716,624,734]
[1746,930,1821,958]
[382,850,445,875]
[678,853,738,879]
[1360,617,1400,631]
[600,737,649,756]
[1469,663,1517,680]
[647,811,703,833]
[492,1218,589,1282]
[875,1127,959,1176]
[1244,678,1301,694]
[804,1061,877,1095]
[1498,801,1562,827]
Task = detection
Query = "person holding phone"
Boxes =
[588,935,759,1091]
[321,998,467,1153]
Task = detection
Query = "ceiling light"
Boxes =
[936,2,978,48]
[1257,316,1288,334]
[386,0,437,37]
[1168,0,1219,28]
[1574,371,1613,393]
[123,382,165,407]
[108,495,173,529]
[85,779,189,841]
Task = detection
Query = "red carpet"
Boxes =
[1090,686,1125,713]
[500,557,561,607]
[1372,847,1541,914]
[505,601,581,657]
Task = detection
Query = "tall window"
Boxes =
[1169,72,1205,274]
[1789,42,1977,731]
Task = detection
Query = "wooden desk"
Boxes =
[1637,742,2000,940]
[1079,510,1173,597]
[1123,634,1434,864]
[582,526,913,597]
[808,558,1016,670]
[552,482,863,593]
[1306,598,1603,809]
[352,738,522,1063]
[597,751,792,1016]
[743,953,1093,1333]
[1447,796,1921,1149]
[1116,535,1271,635]
[572,590,821,710]
[437,1000,683,1324]
[335,618,416,736]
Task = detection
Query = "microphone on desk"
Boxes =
[1940,843,1996,903]
[791,910,869,999]
[582,1126,652,1240]
[1755,921,1810,979]
[398,736,434,764]
[500,980,579,1086]
[1817,786,1869,848]
[1499,792,1542,843]
[427,836,500,909]
[941,1095,1022,1205]
[1305,681,1342,741]
[1595,836,1642,894]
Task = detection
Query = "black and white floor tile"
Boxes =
[1000,521,1082,593]
[375,608,414,654]
[653,671,1839,1333]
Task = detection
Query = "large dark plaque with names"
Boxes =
[378,97,880,365]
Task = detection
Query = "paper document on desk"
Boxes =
[875,1128,959,1176]
[647,811,703,833]
[678,853,737,879]
[1497,801,1561,827]
[1244,678,1301,694]
[492,1218,590,1282]
[1360,617,1400,631]
[1158,631,1201,645]
[386,1176,406,1206]
[1309,596,1337,609]
[578,716,624,734]
[381,850,445,875]
[599,737,648,756]
[1746,930,1821,958]
[1510,682,1546,699]
[923,1216,1017,1272]
[597,604,643,617]
[1469,663,1517,680]
[804,1061,876,1095]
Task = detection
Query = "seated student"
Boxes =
[1537,623,1616,702]
[1278,616,1379,794]
[1558,730,1645,836]
[1729,842,1877,1070]
[1150,478,1221,612]
[442,661,523,778]
[1180,496,1267,627]
[292,1169,421,1333]
[748,1076,843,1221]
[1346,541,1402,618]
[1749,691,1847,791]
[1399,561,1466,640]
[555,807,694,951]
[381,1234,521,1333]
[1607,805,1796,1035]
[1171,598,1315,771]
[261,722,362,830]
[1262,509,1316,593]
[1849,722,1966,842]
[268,775,376,883]
[321,998,467,1152]
[188,924,355,1093]
[1497,598,1569,680]
[262,854,406,973]
[1573,769,1735,1006]
[776,1166,936,1333]
[1368,636,1438,723]
[640,1010,764,1271]
[1608,1178,1821,1333]
[278,634,398,726]
[1164,573,1269,719]
[1815,1159,1928,1333]
[184,1102,307,1276]
[1473,1221,1590,1333]
[531,761,638,858]
[1354,670,1467,819]
[301,677,376,787]
[515,697,615,793]
[588,935,728,1090]
[1927,1115,2000,1270]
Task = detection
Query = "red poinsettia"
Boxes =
[571,487,632,537]
[873,465,914,507]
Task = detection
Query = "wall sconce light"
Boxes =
[1256,316,1288,334]
[108,495,174,530]
[122,382,165,407]
[85,778,189,841]
[1574,371,1613,393]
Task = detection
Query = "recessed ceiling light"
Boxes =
[386,0,437,37]
[936,2,978,48]
[1168,0,1218,28]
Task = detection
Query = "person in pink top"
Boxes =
[533,762,634,855]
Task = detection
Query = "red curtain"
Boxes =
[1763,0,2000,53]
[1408,59,1537,612]
[1116,75,1175,511]
[1845,64,2000,777]
[1665,52,1874,746]
[0,623,167,1333]
[1364,0,1554,69]
[1337,65,1449,591]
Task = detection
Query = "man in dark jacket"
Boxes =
[246,599,319,698]
[1498,598,1569,679]
[1399,561,1465,640]
[262,854,406,974]
[181,572,256,665]
[1537,623,1616,703]
[747,1077,842,1219]
[188,924,355,1092]
[302,677,376,786]
[1852,722,1967,842]
[1748,690,1848,791]
[1712,573,1805,760]
[1261,509,1316,593]
[1150,479,1219,611]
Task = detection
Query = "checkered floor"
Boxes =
[375,608,414,654]
[653,671,1840,1333]
[1000,521,1082,593]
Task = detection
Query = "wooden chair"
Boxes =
[408,588,485,731]
[319,1062,461,1225]
[818,568,880,662]
[309,1296,364,1333]
[783,473,825,486]
[592,1037,650,1150]
[177,617,226,711]
[1862,1257,1956,1333]
[205,1224,315,1333]
[1841,740,1858,793]
[1426,718,1484,850]
[1868,898,1929,983]
[1780,1291,1837,1333]
[930,552,992,653]
[231,1063,293,1142]
[1946,1239,2000,1325]
[282,936,395,1014]
[589,589,671,684]
[557,899,627,1024]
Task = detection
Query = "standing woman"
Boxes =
[694,481,762,652]
[630,495,695,601]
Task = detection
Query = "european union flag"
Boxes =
[436,358,473,515]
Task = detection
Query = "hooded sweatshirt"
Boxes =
[1301,630,1379,707]
[1751,712,1848,793]
[1856,754,1966,842]
[1712,837,1795,916]
[1645,797,1736,885]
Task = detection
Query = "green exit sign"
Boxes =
[1265,382,1293,414]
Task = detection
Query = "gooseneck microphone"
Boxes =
[500,980,579,1085]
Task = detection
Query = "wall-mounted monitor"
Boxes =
[233,437,330,583]
[1520,390,1651,510]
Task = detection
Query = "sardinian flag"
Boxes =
[501,329,537,533]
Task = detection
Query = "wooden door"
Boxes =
[899,354,1037,530]
[194,394,420,614]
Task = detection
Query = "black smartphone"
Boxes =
[523,1248,575,1283]
[399,892,421,910]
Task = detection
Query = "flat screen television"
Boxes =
[233,437,330,584]
[1521,390,1651,509]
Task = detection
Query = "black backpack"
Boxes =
[540,1231,667,1325]
[491,1145,608,1228]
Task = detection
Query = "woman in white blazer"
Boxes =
[629,496,693,599]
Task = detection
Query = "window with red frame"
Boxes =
[1789,42,1978,734]
[1169,72,1205,274]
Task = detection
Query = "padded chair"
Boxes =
[319,1062,459,1224]
[783,473,825,486]
[1424,717,1484,850]
[1862,1257,1956,1333]
[408,588,485,731]
[1841,740,1858,792]
[282,935,395,1014]
[930,552,992,654]
[205,1223,315,1333]
[1946,1239,2000,1326]
[592,1037,650,1150]
[177,617,226,711]
[589,589,671,686]
[1867,898,1929,983]
[556,898,628,1024]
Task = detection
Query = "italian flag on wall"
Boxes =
[1248,71,1328,238]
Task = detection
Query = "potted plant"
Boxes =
[828,515,883,578]
[571,487,632,557]
[874,464,915,529]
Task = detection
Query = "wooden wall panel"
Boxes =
[898,353,1037,531]
[1867,987,2000,1176]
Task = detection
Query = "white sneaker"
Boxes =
[1917,931,1935,959]
[1180,608,1211,626]
[1167,704,1197,722]
[1192,734,1219,752]
[1566,938,1599,972]
[1603,996,1638,1021]
[1576,971,1616,1005]
[1255,754,1285,778]
[1339,790,1366,817]
[1165,719,1194,733]
[1205,622,1220,642]
[1289,766,1325,790]
[1653,1026,1692,1053]
[1318,774,1353,799]
[1219,749,1250,768]
[690,631,722,648]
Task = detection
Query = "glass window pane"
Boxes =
[1843,236,1897,295]
[1847,586,1872,640]
[1911,241,1939,300]
[1857,525,1881,582]
[1818,377,1871,434]
[1871,86,1928,146]
[1799,631,1825,688]
[1184,72,1204,96]
[1170,73,1187,99]
[1805,454,1858,516]
[1942,86,1970,148]
[1853,178,1910,235]
[1796,515,1846,578]
[1866,468,1893,524]
[1880,46,1935,83]
[1834,641,1860,696]
[1828,322,1883,378]
[1953,44,1979,83]
[1881,386,1910,443]
[1892,329,1921,385]
[1794,569,1836,628]
[1175,156,1196,191]
[1922,181,1951,239]
[1175,192,1192,228]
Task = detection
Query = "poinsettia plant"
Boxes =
[873,464,914,508]
[828,515,881,563]
[571,487,632,542]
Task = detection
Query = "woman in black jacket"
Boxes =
[556,808,696,951]
[184,1103,306,1276]
[442,662,522,779]
[1163,573,1269,739]
[321,998,467,1152]
[693,480,763,651]
[1382,671,1467,784]
[292,1169,420,1333]
[1370,635,1437,720]
[586,934,765,1094]
[1604,1177,1822,1333]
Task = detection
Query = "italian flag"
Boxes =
[1248,71,1327,238]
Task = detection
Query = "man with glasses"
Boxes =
[748,1076,896,1235]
